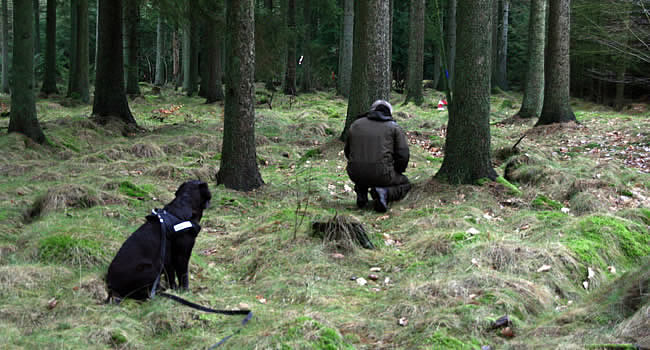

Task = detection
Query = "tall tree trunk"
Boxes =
[125,0,140,96]
[405,0,425,105]
[41,0,58,95]
[495,0,509,90]
[283,0,296,95]
[517,0,545,118]
[67,0,78,97]
[217,0,264,191]
[33,0,41,56]
[93,0,136,125]
[337,0,353,97]
[444,0,456,91]
[1,0,9,93]
[69,0,89,103]
[198,20,209,98]
[614,66,625,111]
[435,0,496,184]
[203,12,220,103]
[182,23,191,91]
[215,39,224,100]
[300,0,312,93]
[95,0,99,74]
[154,15,164,86]
[342,0,391,140]
[173,29,181,88]
[536,0,576,125]
[9,0,45,144]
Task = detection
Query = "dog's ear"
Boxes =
[199,182,211,209]
[175,182,187,197]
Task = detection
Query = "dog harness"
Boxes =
[147,208,253,348]
[148,208,200,298]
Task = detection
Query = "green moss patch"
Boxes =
[531,194,564,210]
[564,216,650,268]
[38,234,108,267]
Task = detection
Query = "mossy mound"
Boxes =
[38,234,108,267]
[26,184,101,220]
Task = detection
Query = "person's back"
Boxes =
[344,100,411,212]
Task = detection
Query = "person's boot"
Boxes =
[370,187,388,213]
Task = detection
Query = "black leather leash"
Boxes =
[150,209,253,348]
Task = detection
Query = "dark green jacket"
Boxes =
[344,111,410,186]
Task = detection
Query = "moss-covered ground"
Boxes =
[0,84,648,349]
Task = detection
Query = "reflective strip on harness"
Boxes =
[173,221,193,232]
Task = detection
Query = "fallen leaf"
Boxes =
[256,295,267,304]
[501,327,514,338]
[356,278,367,286]
[607,266,616,274]
[398,317,408,326]
[331,253,345,259]
[47,298,58,310]
[467,228,480,235]
[368,274,379,281]
[582,281,589,289]
[537,264,552,272]
[370,267,381,272]
[239,303,250,309]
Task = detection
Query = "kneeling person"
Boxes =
[344,100,411,212]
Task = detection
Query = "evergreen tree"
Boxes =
[93,0,136,125]
[1,0,8,93]
[537,0,576,125]
[337,0,354,97]
[68,0,90,103]
[9,0,46,144]
[342,0,392,140]
[404,0,425,105]
[217,0,264,191]
[435,0,496,184]
[516,0,545,119]
[284,0,297,95]
[154,15,164,86]
[41,0,58,95]
[125,0,141,96]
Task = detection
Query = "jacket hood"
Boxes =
[367,110,394,122]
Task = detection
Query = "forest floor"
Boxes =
[0,84,648,349]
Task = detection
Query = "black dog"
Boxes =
[106,180,211,301]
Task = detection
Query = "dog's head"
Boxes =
[167,180,212,222]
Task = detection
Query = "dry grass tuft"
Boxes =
[130,143,165,158]
[26,184,102,220]
[311,215,374,251]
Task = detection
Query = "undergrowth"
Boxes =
[0,86,648,349]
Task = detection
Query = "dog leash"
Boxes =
[150,209,253,348]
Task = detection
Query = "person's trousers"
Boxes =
[355,173,411,203]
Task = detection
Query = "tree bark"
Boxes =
[300,0,312,93]
[495,0,509,90]
[337,0,353,97]
[444,0,456,91]
[71,0,89,103]
[67,0,78,97]
[342,0,391,140]
[405,0,425,105]
[217,0,264,191]
[536,0,576,126]
[517,0,545,118]
[33,0,41,56]
[182,23,191,91]
[9,0,46,144]
[154,15,164,86]
[283,0,296,95]
[92,0,136,125]
[435,0,496,184]
[203,10,221,103]
[1,0,9,93]
[41,0,58,95]
[125,0,140,96]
